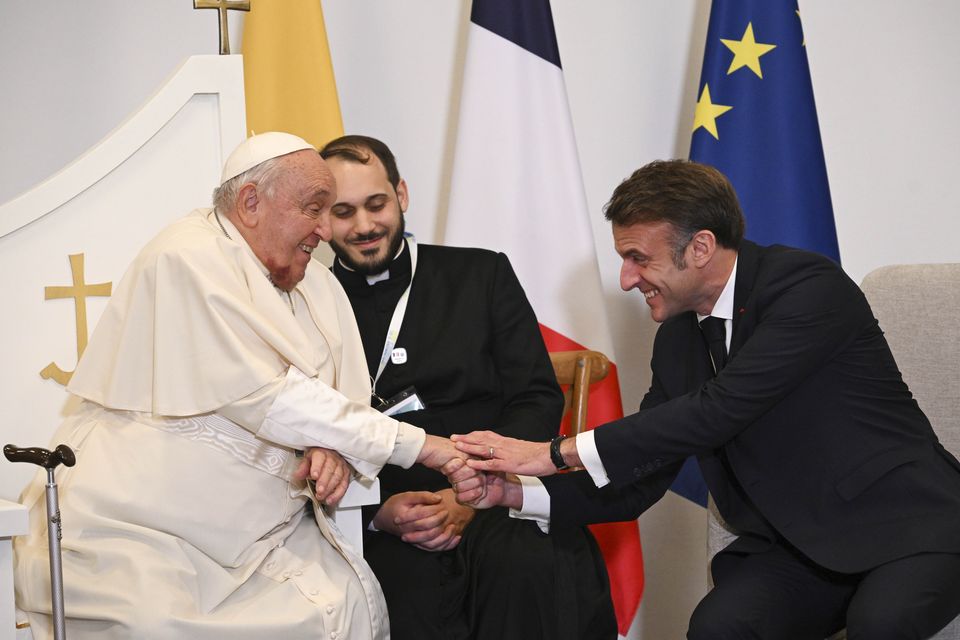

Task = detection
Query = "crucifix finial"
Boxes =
[194,0,251,55]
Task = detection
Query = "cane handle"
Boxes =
[3,444,76,470]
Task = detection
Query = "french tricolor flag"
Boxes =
[444,0,643,634]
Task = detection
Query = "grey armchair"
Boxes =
[706,262,960,639]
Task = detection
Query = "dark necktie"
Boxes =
[699,316,728,374]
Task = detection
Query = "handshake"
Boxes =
[296,431,566,549]
[419,431,575,510]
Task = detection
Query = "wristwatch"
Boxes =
[550,435,569,471]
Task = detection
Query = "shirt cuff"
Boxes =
[576,430,611,488]
[388,422,427,469]
[509,475,551,534]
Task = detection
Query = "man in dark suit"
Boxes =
[318,135,616,640]
[453,160,960,639]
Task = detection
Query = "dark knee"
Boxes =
[476,544,553,589]
[846,607,923,640]
[688,600,756,640]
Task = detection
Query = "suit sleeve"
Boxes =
[489,253,564,441]
[541,463,681,527]
[595,257,874,489]
[541,360,681,526]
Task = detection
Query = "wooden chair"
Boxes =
[548,350,611,436]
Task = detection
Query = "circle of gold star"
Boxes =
[692,84,732,140]
[721,22,777,79]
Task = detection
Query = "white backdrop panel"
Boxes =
[0,55,246,500]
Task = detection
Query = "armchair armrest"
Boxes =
[328,477,380,553]
[1,499,28,640]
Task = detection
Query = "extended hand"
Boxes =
[418,434,487,501]
[294,447,352,506]
[451,431,555,477]
[415,434,463,469]
[447,462,524,511]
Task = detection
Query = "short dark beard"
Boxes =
[331,214,406,275]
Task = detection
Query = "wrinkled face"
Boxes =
[614,221,704,323]
[246,150,335,291]
[326,154,407,275]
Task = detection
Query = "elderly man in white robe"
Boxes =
[13,132,482,640]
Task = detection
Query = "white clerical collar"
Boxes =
[207,208,296,312]
[334,239,408,285]
[697,255,738,324]
[208,208,269,278]
[364,271,389,285]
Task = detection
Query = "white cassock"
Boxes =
[14,209,425,640]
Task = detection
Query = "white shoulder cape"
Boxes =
[68,209,370,415]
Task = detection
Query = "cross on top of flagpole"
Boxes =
[193,0,250,55]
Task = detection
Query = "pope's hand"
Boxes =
[293,447,352,506]
[416,434,487,502]
[451,431,556,477]
[415,434,464,470]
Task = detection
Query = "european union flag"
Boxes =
[690,0,839,261]
[673,0,840,508]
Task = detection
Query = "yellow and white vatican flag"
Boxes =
[241,0,343,147]
[444,0,643,634]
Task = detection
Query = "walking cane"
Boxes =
[4,444,76,640]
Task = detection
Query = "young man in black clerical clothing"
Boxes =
[319,135,616,640]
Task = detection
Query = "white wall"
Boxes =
[2,2,958,638]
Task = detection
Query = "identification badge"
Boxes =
[378,386,426,417]
[391,348,408,365]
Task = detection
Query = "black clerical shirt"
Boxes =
[332,241,412,383]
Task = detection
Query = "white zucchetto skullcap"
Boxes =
[219,132,315,185]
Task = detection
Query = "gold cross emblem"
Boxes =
[39,253,112,386]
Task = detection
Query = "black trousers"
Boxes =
[364,507,617,640]
[688,541,960,640]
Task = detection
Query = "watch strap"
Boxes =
[550,435,569,471]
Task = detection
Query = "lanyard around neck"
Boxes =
[372,234,418,392]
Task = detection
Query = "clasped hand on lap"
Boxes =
[295,447,353,506]
[373,489,475,551]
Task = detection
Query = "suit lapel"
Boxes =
[730,240,762,360]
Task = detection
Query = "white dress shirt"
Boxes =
[512,258,739,530]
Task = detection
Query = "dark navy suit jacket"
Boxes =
[543,241,960,573]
